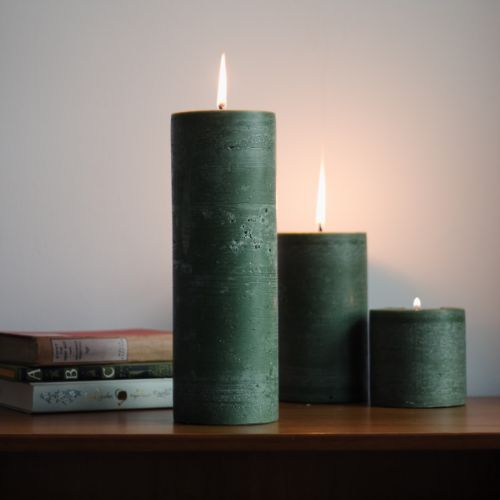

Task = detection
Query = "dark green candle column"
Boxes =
[370,308,466,408]
[171,110,278,425]
[279,233,367,403]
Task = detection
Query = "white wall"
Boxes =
[1,0,499,395]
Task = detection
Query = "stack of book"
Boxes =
[0,329,173,413]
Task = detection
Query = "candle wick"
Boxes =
[318,223,323,232]
[218,103,226,110]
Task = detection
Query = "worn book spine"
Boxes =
[0,330,173,366]
[0,362,173,382]
[0,378,173,413]
[36,333,172,366]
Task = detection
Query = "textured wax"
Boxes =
[370,308,466,408]
[279,233,368,403]
[172,110,278,424]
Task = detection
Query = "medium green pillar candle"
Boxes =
[370,307,466,408]
[279,233,368,403]
[171,110,278,425]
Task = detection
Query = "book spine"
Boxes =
[36,334,173,365]
[31,378,173,413]
[0,362,173,382]
[0,365,21,381]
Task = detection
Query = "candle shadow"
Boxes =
[367,262,420,405]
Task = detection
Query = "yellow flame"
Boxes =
[217,53,227,110]
[413,297,422,310]
[316,159,326,231]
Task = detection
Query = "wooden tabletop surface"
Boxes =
[0,397,499,452]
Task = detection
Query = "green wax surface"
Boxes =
[278,233,367,403]
[171,111,278,425]
[370,308,466,408]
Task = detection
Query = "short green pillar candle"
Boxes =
[171,110,278,425]
[278,233,368,403]
[370,306,466,408]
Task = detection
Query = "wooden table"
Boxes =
[1,397,499,499]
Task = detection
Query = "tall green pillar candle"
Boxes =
[171,110,278,425]
[278,233,368,403]
[370,307,466,408]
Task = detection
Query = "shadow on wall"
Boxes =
[465,317,500,396]
[368,262,419,310]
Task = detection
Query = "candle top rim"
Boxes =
[172,110,275,117]
[370,307,465,314]
[278,232,366,237]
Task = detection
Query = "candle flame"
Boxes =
[217,53,227,110]
[316,159,326,231]
[413,297,422,310]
